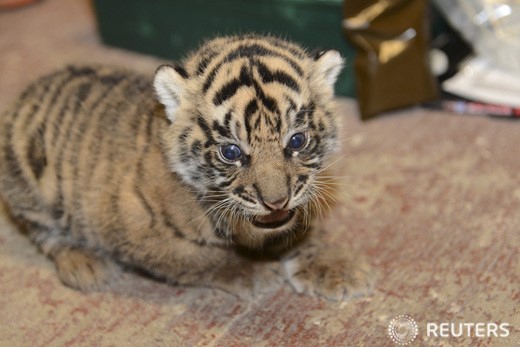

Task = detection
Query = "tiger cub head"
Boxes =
[154,35,343,246]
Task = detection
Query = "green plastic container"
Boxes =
[92,0,356,96]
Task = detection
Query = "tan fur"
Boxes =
[0,35,374,300]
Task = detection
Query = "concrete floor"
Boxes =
[0,0,519,346]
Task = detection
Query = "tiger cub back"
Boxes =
[0,35,363,300]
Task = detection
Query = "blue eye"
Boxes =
[288,133,307,150]
[220,144,242,162]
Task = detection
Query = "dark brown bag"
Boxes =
[343,0,438,120]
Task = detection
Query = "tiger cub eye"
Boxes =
[288,133,307,150]
[220,144,242,162]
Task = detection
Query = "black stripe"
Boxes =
[217,173,239,188]
[311,50,327,61]
[240,195,256,204]
[321,110,333,121]
[275,117,282,134]
[19,72,57,105]
[70,83,114,176]
[202,43,304,93]
[233,185,245,195]
[196,50,219,75]
[230,43,305,76]
[26,125,46,179]
[68,65,97,77]
[109,187,122,242]
[244,99,257,143]
[53,82,93,224]
[161,209,186,239]
[242,154,251,167]
[162,210,210,247]
[253,117,261,130]
[50,81,92,148]
[252,79,279,114]
[223,112,232,130]
[143,104,155,140]
[134,183,156,229]
[302,162,321,169]
[212,78,242,105]
[203,152,215,171]
[178,127,191,146]
[307,136,322,156]
[51,198,64,219]
[3,144,24,184]
[212,120,231,138]
[255,60,300,92]
[75,82,93,103]
[173,64,189,79]
[212,65,252,105]
[22,70,75,134]
[233,185,256,204]
[244,99,258,118]
[294,102,316,127]
[27,221,51,233]
[294,111,306,127]
[318,120,325,132]
[293,183,305,197]
[285,96,297,115]
[308,119,316,130]
[99,72,127,86]
[234,120,242,137]
[180,152,190,164]
[133,111,157,229]
[197,115,215,146]
[202,63,222,93]
[293,174,308,197]
[191,140,202,156]
[19,74,59,129]
[54,82,93,166]
[83,77,132,193]
[49,97,75,221]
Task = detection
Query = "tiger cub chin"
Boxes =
[0,34,373,301]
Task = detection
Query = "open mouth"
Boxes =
[251,209,295,229]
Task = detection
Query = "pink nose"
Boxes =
[263,197,289,211]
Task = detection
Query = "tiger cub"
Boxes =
[0,35,373,301]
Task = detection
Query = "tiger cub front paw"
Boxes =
[53,247,121,291]
[282,244,375,302]
[205,260,285,300]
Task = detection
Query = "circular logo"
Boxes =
[388,315,419,345]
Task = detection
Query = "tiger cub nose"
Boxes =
[262,196,289,211]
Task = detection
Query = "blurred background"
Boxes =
[88,0,519,120]
[2,0,520,120]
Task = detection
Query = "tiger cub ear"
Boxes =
[312,50,344,93]
[153,64,189,122]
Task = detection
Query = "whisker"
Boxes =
[313,184,341,207]
[188,198,230,226]
[316,153,349,174]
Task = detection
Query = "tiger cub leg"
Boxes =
[144,243,285,299]
[281,236,376,302]
[26,222,120,291]
[52,246,120,291]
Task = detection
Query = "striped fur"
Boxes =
[0,35,346,294]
